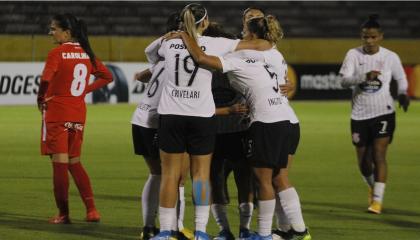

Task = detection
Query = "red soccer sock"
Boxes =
[52,162,70,215]
[68,162,96,212]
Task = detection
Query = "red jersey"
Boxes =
[41,42,113,123]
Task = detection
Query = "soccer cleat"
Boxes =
[179,228,194,240]
[368,201,382,214]
[86,209,101,222]
[249,233,272,240]
[287,229,311,240]
[238,228,252,240]
[368,187,373,204]
[48,214,71,224]
[194,231,210,240]
[150,231,177,240]
[272,229,289,240]
[140,226,160,240]
[213,229,235,240]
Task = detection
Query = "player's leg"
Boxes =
[67,126,100,222]
[43,122,71,224]
[368,113,395,214]
[132,125,162,239]
[211,134,234,240]
[178,152,194,240]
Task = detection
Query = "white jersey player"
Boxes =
[339,14,409,215]
[148,4,272,240]
[173,14,310,240]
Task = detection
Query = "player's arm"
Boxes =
[235,39,272,51]
[391,54,410,112]
[134,68,152,83]
[178,31,223,70]
[38,49,60,112]
[340,52,375,88]
[216,103,248,115]
[85,59,114,93]
[145,37,163,64]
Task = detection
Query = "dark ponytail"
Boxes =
[247,15,282,44]
[52,13,96,68]
[361,14,381,31]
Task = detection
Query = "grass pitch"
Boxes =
[0,101,419,240]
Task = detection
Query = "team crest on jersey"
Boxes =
[359,78,382,93]
[352,133,360,143]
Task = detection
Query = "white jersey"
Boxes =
[131,61,165,129]
[340,46,408,120]
[228,48,299,124]
[219,49,291,124]
[157,36,240,117]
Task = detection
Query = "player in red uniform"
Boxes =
[37,13,113,224]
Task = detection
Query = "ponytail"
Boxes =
[247,15,283,45]
[52,13,96,68]
[180,3,208,42]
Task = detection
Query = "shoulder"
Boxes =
[380,47,400,59]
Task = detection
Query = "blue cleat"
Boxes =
[150,231,176,240]
[213,229,235,240]
[249,233,273,240]
[194,231,210,240]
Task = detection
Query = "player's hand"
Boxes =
[163,30,183,41]
[37,97,47,112]
[398,94,410,112]
[134,72,142,81]
[279,81,293,95]
[366,70,381,81]
[229,103,248,115]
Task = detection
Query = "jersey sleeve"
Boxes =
[145,37,163,64]
[390,53,408,95]
[41,48,61,82]
[340,50,366,88]
[214,38,240,56]
[85,58,113,93]
[218,56,242,73]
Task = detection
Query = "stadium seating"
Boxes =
[1,1,419,38]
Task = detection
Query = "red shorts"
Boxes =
[41,121,84,158]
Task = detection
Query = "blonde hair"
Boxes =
[247,14,283,45]
[180,3,207,42]
[265,15,283,45]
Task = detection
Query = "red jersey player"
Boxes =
[37,13,113,224]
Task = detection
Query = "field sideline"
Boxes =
[0,101,419,240]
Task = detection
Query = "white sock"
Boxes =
[142,174,161,227]
[373,182,386,203]
[178,186,185,230]
[211,204,230,231]
[159,207,176,232]
[257,199,275,236]
[172,202,178,231]
[362,174,374,188]
[278,188,306,233]
[239,202,254,230]
[275,196,291,232]
[195,205,210,233]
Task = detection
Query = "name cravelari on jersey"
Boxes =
[171,89,200,99]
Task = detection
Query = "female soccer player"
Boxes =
[339,14,409,214]
[132,12,194,240]
[147,3,271,240]
[172,14,310,240]
[38,13,113,224]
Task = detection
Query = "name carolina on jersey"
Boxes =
[62,52,89,59]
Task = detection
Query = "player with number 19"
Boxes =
[38,13,113,224]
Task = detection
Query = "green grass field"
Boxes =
[1,101,419,240]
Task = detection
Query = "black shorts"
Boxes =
[246,121,291,169]
[289,123,300,155]
[132,124,159,159]
[351,112,396,147]
[158,114,216,155]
